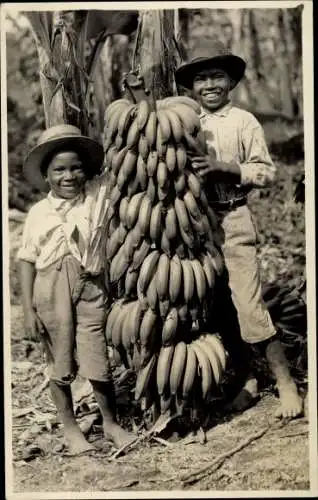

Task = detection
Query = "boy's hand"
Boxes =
[191,154,220,178]
[24,309,41,342]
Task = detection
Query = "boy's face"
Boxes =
[46,151,86,199]
[192,68,232,112]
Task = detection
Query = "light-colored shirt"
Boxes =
[200,102,276,202]
[17,173,110,274]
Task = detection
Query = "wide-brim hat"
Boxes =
[23,124,104,192]
[175,41,246,90]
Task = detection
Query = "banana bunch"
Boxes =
[133,333,227,414]
[103,94,227,417]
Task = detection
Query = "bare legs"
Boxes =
[49,379,134,455]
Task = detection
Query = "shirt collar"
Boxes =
[47,190,85,212]
[200,101,233,119]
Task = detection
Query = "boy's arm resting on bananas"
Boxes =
[191,119,277,188]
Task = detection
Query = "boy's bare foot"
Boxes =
[226,376,259,413]
[103,422,136,449]
[66,430,96,456]
[275,381,303,419]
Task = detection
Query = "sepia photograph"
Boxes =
[2,1,316,498]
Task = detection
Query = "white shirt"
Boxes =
[200,102,277,201]
[17,173,109,274]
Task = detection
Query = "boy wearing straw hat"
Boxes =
[175,43,303,419]
[18,124,134,455]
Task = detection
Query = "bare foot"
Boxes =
[66,430,96,456]
[275,382,303,419]
[226,376,259,413]
[103,422,136,449]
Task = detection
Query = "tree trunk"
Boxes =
[277,10,294,118]
[133,10,181,101]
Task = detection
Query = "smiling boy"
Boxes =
[18,124,134,455]
[175,43,303,418]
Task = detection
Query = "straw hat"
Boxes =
[175,41,246,90]
[23,124,104,192]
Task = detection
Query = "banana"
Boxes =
[149,202,163,242]
[138,134,150,160]
[170,341,187,396]
[201,214,214,241]
[205,246,224,276]
[117,150,138,191]
[179,225,196,249]
[115,134,124,150]
[182,343,197,400]
[191,341,213,400]
[145,110,157,149]
[188,212,205,236]
[178,304,188,323]
[162,307,178,346]
[174,174,187,197]
[127,174,141,197]
[160,395,172,414]
[125,265,139,296]
[169,254,182,303]
[156,345,175,396]
[136,155,148,190]
[121,301,137,353]
[163,108,183,143]
[146,150,159,177]
[117,103,136,137]
[146,270,158,311]
[176,144,188,173]
[111,303,127,348]
[159,299,170,318]
[105,144,118,165]
[170,104,200,135]
[174,197,191,233]
[137,194,153,236]
[131,239,151,271]
[147,177,156,203]
[110,244,129,282]
[157,161,168,189]
[162,95,201,114]
[105,98,131,123]
[181,259,195,303]
[199,252,216,289]
[137,250,160,294]
[156,108,172,143]
[132,343,141,372]
[166,144,177,173]
[175,242,186,259]
[156,252,170,301]
[183,190,202,221]
[111,146,129,176]
[106,224,125,259]
[106,105,126,141]
[157,184,170,201]
[105,298,125,343]
[165,205,178,241]
[203,333,227,372]
[108,214,119,237]
[126,192,145,229]
[139,308,157,348]
[136,99,150,131]
[127,300,144,345]
[206,205,219,232]
[135,354,157,401]
[161,229,171,256]
[119,196,129,224]
[123,225,142,261]
[196,337,222,385]
[126,117,141,149]
[191,258,207,302]
[186,171,202,199]
[156,123,167,156]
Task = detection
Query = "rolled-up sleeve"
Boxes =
[239,117,277,188]
[16,209,38,263]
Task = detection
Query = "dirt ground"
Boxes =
[7,160,312,495]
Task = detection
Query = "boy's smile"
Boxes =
[45,151,87,199]
[192,68,232,112]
